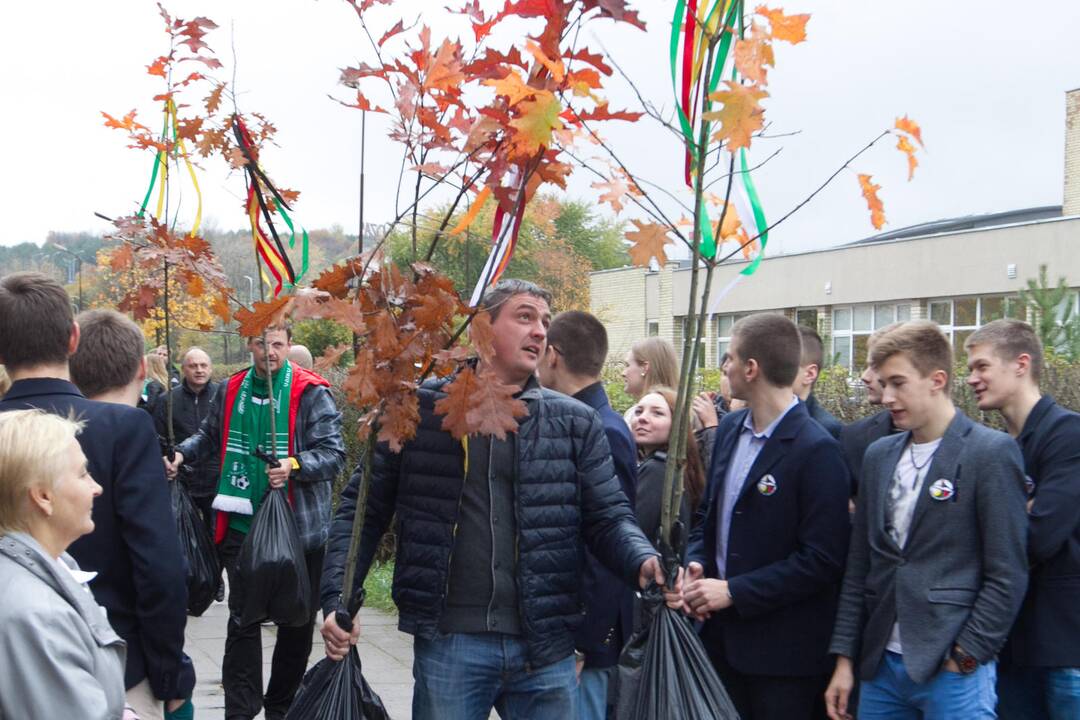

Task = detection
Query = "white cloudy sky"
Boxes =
[3,0,1079,257]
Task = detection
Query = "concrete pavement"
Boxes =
[186,599,415,719]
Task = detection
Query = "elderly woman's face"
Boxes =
[51,439,102,541]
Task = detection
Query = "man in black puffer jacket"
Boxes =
[320,279,662,720]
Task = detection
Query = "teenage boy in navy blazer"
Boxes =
[794,325,843,440]
[537,310,638,720]
[965,319,1080,719]
[668,313,852,720]
[826,320,1029,720]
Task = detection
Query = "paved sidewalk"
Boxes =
[186,599,415,719]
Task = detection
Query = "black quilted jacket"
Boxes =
[321,375,657,668]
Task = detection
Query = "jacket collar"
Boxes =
[572,381,610,413]
[1018,395,1054,444]
[3,377,84,402]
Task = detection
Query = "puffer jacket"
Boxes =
[322,375,658,668]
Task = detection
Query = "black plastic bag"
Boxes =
[286,590,390,720]
[285,646,390,720]
[234,487,311,627]
[171,480,220,616]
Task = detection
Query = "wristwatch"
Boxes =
[288,456,301,474]
[950,645,978,674]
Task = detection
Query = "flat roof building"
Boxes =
[591,88,1080,371]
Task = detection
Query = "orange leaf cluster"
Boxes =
[858,174,886,230]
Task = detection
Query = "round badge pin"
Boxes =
[929,478,954,501]
[757,474,777,496]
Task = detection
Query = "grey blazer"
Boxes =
[0,532,128,720]
[829,411,1029,684]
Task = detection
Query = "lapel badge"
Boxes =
[929,478,954,501]
[757,474,777,496]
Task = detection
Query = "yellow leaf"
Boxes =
[525,40,565,82]
[705,82,769,150]
[508,92,563,157]
[896,135,918,181]
[449,186,492,236]
[755,6,810,44]
[482,70,537,107]
[895,115,924,147]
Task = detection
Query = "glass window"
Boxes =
[955,328,974,350]
[853,305,873,332]
[930,301,951,325]
[980,296,1004,324]
[796,308,818,329]
[832,336,851,370]
[833,308,851,332]
[718,340,730,361]
[718,314,734,337]
[954,297,977,327]
[647,321,659,337]
[874,304,895,329]
[1005,297,1024,319]
[896,304,912,322]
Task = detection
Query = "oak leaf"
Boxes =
[378,393,421,452]
[734,29,774,86]
[508,92,563,157]
[625,220,671,268]
[705,82,768,151]
[204,84,224,115]
[468,310,497,364]
[755,7,810,44]
[525,40,565,82]
[315,342,353,372]
[343,349,379,408]
[592,178,629,213]
[378,19,405,47]
[483,70,537,107]
[896,135,918,181]
[435,366,528,441]
[212,294,231,324]
[895,115,924,147]
[108,244,134,271]
[412,290,457,331]
[147,55,169,77]
[234,296,291,337]
[858,174,886,230]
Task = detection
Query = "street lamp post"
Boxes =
[49,244,88,312]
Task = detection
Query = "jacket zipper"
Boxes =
[439,438,468,624]
[486,440,497,629]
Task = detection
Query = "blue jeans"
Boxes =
[998,666,1080,720]
[859,651,997,719]
[412,633,576,720]
[575,667,613,720]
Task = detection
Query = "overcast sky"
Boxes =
[3,0,1079,257]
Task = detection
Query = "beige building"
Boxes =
[592,88,1080,371]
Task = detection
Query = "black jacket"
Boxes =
[321,375,657,668]
[153,380,222,497]
[573,381,638,669]
[805,393,843,440]
[1003,395,1080,667]
[634,451,691,552]
[0,379,192,698]
[840,409,895,497]
[688,403,851,677]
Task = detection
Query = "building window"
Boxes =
[796,308,818,329]
[831,303,912,370]
[928,295,1024,346]
[715,313,751,366]
[647,321,659,337]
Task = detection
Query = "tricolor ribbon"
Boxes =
[137,98,203,238]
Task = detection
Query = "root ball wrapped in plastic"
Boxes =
[234,487,311,626]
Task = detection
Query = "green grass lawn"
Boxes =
[362,561,397,614]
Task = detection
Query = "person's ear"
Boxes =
[1015,353,1031,377]
[68,322,81,356]
[745,358,759,383]
[28,484,53,518]
[640,360,649,378]
[137,356,148,382]
[930,369,949,394]
[805,363,821,385]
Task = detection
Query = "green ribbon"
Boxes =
[137,111,171,219]
[739,148,768,276]
[276,204,309,285]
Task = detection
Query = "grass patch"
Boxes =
[362,561,397,614]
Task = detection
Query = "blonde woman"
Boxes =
[0,409,137,719]
[620,337,680,427]
[142,353,170,413]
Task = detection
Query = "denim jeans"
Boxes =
[575,667,613,720]
[998,666,1080,720]
[859,651,997,719]
[412,633,576,720]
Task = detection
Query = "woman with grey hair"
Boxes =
[0,409,138,719]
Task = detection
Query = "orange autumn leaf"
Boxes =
[423,38,465,92]
[234,296,291,337]
[185,273,205,298]
[449,186,491,236]
[147,55,169,77]
[895,115,924,147]
[858,173,886,230]
[715,202,742,240]
[483,70,537,107]
[625,220,671,268]
[435,366,528,441]
[378,392,421,452]
[108,244,134,271]
[592,178,629,213]
[508,92,563,157]
[525,40,565,82]
[343,349,379,408]
[102,109,149,133]
[755,7,810,44]
[212,294,232,324]
[469,310,498,364]
[705,82,769,150]
[315,342,353,372]
[734,30,774,86]
[896,135,918,181]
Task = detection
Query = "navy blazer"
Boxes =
[687,401,851,676]
[0,379,191,698]
[1003,395,1080,667]
[805,394,843,440]
[840,410,896,497]
[573,382,638,668]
